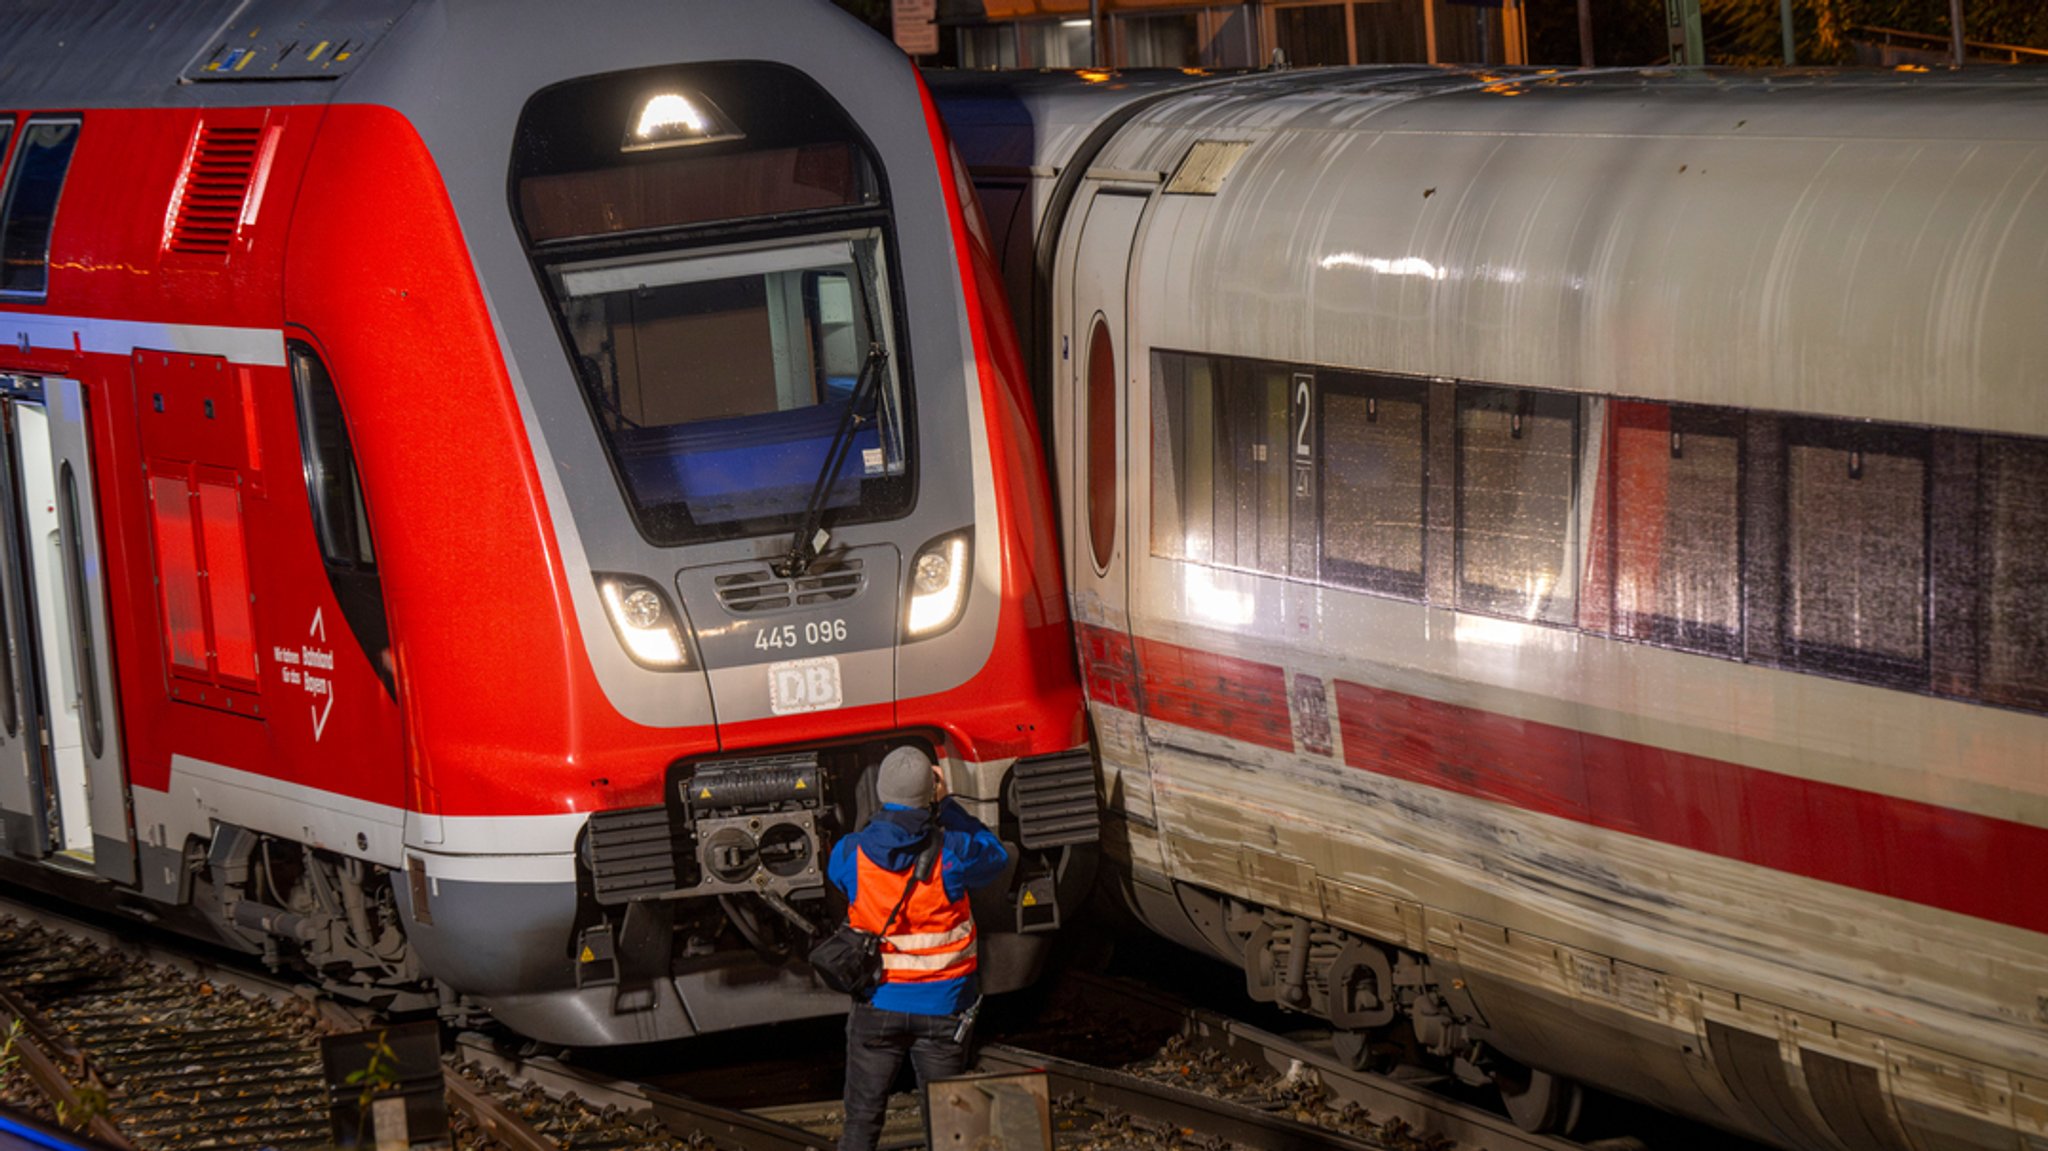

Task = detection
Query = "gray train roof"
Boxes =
[1056,65,2048,436]
[0,0,900,113]
[934,64,2048,175]
[1101,64,2048,157]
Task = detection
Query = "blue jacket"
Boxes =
[826,797,1009,1015]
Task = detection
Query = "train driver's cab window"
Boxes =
[0,117,79,300]
[550,232,904,544]
[513,62,910,548]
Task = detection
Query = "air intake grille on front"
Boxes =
[715,558,864,614]
[167,126,262,256]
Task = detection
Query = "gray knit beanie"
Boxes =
[876,747,936,808]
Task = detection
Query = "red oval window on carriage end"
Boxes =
[1085,315,1117,573]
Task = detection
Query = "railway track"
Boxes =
[0,894,1718,1151]
[0,896,683,1151]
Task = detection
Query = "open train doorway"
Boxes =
[0,374,131,883]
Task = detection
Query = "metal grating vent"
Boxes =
[1012,750,1101,849]
[167,126,263,256]
[584,805,682,906]
[715,558,864,614]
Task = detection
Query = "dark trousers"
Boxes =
[838,1000,969,1151]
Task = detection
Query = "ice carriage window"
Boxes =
[1455,387,1579,624]
[1151,350,1215,563]
[1779,420,1929,687]
[1319,373,1426,601]
[1603,402,1742,657]
[0,118,79,299]
[1220,363,1294,577]
[1977,437,2048,711]
[1086,315,1118,573]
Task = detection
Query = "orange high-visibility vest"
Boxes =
[850,848,977,984]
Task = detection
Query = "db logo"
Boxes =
[769,656,844,716]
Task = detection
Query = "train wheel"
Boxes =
[1496,1065,1584,1134]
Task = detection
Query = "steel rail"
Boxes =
[0,983,137,1151]
[979,1041,1400,1151]
[0,894,567,1151]
[443,1067,561,1151]
[1048,973,1591,1151]
[453,1033,833,1151]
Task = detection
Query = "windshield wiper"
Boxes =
[776,343,888,579]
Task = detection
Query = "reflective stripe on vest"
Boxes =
[851,845,978,985]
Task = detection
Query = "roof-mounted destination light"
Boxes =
[623,91,742,152]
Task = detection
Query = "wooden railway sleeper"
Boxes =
[0,983,137,1151]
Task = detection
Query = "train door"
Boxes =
[0,375,131,881]
[1063,189,1157,825]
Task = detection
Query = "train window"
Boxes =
[0,118,78,299]
[1779,420,1929,687]
[1151,351,1296,577]
[290,342,374,569]
[1455,387,1579,624]
[1319,373,1426,600]
[514,62,912,549]
[288,338,393,697]
[1151,351,1218,564]
[1976,437,2048,711]
[549,231,907,544]
[518,142,871,243]
[1086,315,1117,573]
[1604,402,1743,656]
[1220,363,1293,577]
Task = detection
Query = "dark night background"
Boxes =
[833,0,2048,66]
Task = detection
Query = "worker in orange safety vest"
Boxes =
[827,746,1009,1151]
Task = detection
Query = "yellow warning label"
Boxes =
[1021,891,1037,907]
[579,946,596,964]
[795,778,808,790]
[700,787,713,799]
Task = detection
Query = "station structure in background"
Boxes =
[909,0,1533,69]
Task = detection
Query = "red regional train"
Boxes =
[0,0,1098,1045]
[936,67,2048,1150]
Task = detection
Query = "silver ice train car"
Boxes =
[937,67,2048,1150]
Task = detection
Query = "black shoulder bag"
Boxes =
[809,830,938,998]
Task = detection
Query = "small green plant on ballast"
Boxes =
[347,1029,403,1143]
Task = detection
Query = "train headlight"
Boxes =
[623,91,742,152]
[597,574,690,670]
[906,532,971,639]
